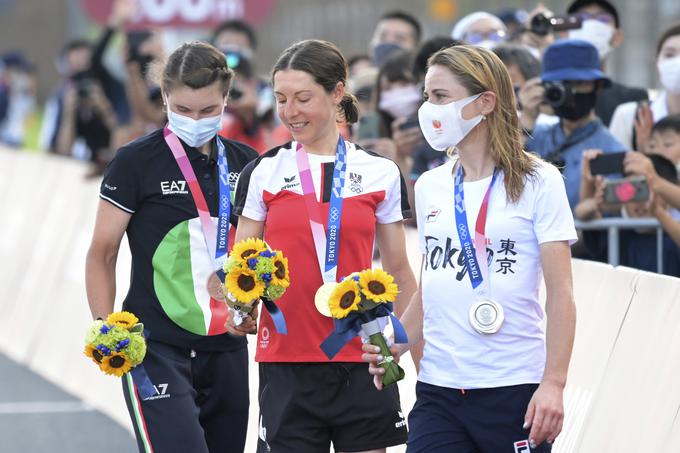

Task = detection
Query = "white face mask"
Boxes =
[568,19,615,60]
[378,85,422,119]
[167,109,223,148]
[418,94,484,151]
[658,56,680,94]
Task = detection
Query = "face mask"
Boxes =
[379,85,422,119]
[568,19,615,60]
[418,94,484,151]
[658,56,680,94]
[553,90,597,121]
[476,40,499,50]
[167,109,223,148]
[372,42,404,67]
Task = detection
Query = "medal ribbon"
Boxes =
[163,126,231,278]
[294,137,347,283]
[453,161,497,296]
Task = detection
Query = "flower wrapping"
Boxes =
[223,238,289,334]
[320,269,407,387]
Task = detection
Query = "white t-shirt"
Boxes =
[414,158,577,389]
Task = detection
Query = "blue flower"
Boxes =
[247,258,258,270]
[96,344,112,356]
[100,324,112,334]
[352,275,360,282]
[261,273,272,282]
[259,250,275,258]
[115,338,130,352]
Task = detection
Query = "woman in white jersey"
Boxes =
[363,45,577,452]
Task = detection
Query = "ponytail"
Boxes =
[339,92,359,124]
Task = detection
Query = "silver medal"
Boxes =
[469,299,504,334]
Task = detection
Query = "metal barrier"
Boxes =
[574,217,664,273]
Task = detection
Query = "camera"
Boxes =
[542,81,574,108]
[530,13,582,36]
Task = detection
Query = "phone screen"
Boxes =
[589,152,626,175]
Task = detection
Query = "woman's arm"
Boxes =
[525,240,576,447]
[375,221,417,318]
[85,200,132,319]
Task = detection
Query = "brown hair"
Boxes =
[428,45,538,203]
[656,22,680,57]
[271,39,359,124]
[155,41,233,96]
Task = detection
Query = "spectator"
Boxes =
[211,19,257,58]
[0,51,36,147]
[565,0,648,126]
[493,43,558,129]
[369,10,422,66]
[610,23,680,151]
[524,39,625,209]
[576,151,680,275]
[648,114,680,170]
[518,4,557,58]
[496,8,529,43]
[347,54,373,79]
[451,11,508,49]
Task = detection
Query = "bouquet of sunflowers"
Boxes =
[320,269,407,387]
[84,311,147,377]
[223,238,289,334]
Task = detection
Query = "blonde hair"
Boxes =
[429,45,538,203]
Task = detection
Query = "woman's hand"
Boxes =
[524,379,565,447]
[361,342,405,390]
[224,303,259,336]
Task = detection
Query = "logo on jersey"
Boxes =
[349,172,363,193]
[104,183,117,191]
[426,208,441,222]
[160,180,189,195]
[514,440,530,453]
[228,171,239,190]
[281,174,300,191]
[259,326,271,349]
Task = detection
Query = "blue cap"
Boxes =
[541,39,611,87]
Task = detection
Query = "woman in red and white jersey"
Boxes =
[230,39,417,453]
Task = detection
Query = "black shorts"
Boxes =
[257,362,408,453]
[407,381,552,453]
[122,340,249,453]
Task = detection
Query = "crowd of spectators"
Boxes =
[2,0,680,276]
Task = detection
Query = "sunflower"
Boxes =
[100,351,133,377]
[231,238,267,261]
[328,279,362,319]
[359,269,399,303]
[106,311,139,330]
[84,344,104,365]
[226,266,265,303]
[271,251,290,288]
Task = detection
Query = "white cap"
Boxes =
[451,11,506,40]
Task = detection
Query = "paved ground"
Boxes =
[0,352,136,453]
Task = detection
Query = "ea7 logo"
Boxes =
[514,440,530,453]
[161,180,188,195]
[426,209,441,222]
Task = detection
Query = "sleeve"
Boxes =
[532,163,578,245]
[375,161,412,224]
[608,102,635,150]
[233,159,267,221]
[414,176,428,254]
[99,146,139,213]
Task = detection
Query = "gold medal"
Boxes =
[314,282,337,317]
[206,273,226,301]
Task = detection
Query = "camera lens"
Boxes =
[530,13,552,36]
[543,82,568,108]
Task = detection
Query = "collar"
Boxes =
[184,137,219,165]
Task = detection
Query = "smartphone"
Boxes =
[398,116,420,131]
[590,152,626,175]
[357,112,380,140]
[126,30,153,61]
[603,176,650,204]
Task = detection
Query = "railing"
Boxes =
[574,217,664,273]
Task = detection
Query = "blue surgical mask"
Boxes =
[167,110,222,148]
